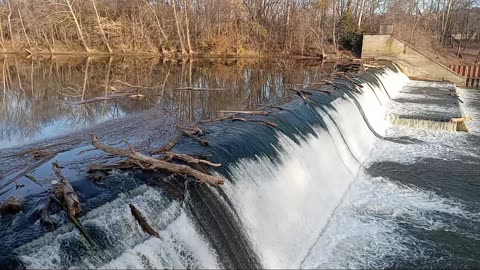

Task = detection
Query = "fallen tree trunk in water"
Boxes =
[52,161,81,217]
[129,204,160,238]
[50,196,95,246]
[91,134,224,185]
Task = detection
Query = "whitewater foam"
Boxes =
[17,185,219,269]
[301,174,478,269]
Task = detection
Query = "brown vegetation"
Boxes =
[0,0,474,60]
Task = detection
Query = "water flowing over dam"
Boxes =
[1,61,480,269]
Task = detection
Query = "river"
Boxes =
[0,57,479,269]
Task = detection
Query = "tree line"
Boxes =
[0,0,477,57]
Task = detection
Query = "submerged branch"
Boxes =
[0,155,53,192]
[50,196,95,247]
[129,204,160,238]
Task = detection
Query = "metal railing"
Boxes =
[448,64,480,88]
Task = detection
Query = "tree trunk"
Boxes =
[65,0,90,52]
[7,0,14,48]
[0,19,6,51]
[332,0,337,53]
[357,0,366,28]
[183,0,193,55]
[442,0,453,46]
[173,1,186,55]
[143,0,168,51]
[91,0,112,53]
[284,0,291,50]
[18,8,31,49]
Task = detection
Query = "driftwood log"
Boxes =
[113,79,155,89]
[218,110,269,116]
[179,129,209,146]
[24,174,41,186]
[0,155,53,192]
[149,136,181,154]
[72,92,134,105]
[161,152,221,167]
[448,93,464,103]
[231,117,278,128]
[52,161,81,217]
[50,196,95,246]
[91,134,224,185]
[363,63,385,68]
[290,89,311,103]
[200,116,233,123]
[129,204,160,238]
[175,87,227,91]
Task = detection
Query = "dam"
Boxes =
[0,58,480,269]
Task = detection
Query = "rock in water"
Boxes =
[0,197,23,215]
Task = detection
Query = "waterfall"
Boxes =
[213,67,408,268]
[10,64,412,269]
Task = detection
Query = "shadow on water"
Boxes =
[0,56,336,149]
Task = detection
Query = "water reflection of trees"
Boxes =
[0,56,334,144]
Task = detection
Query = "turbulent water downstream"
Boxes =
[1,59,479,269]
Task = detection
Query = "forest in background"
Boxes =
[0,0,477,62]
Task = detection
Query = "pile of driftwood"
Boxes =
[280,61,380,105]
[89,126,226,186]
[0,125,228,245]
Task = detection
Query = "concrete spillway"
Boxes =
[386,80,469,132]
[361,35,465,86]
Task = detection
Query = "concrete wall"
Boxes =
[362,35,465,86]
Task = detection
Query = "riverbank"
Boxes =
[0,42,345,60]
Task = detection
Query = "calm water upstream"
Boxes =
[0,58,479,269]
[0,56,331,149]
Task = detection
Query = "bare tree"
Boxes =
[173,0,187,55]
[142,0,169,51]
[57,0,90,52]
[91,0,112,53]
[6,0,14,48]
